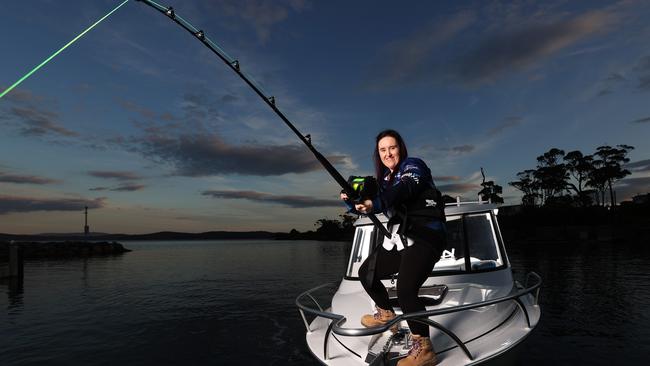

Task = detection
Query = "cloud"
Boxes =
[630,116,650,124]
[221,94,238,103]
[434,176,462,182]
[438,183,481,195]
[111,183,146,192]
[363,12,474,90]
[129,132,349,176]
[634,55,650,91]
[118,99,158,120]
[203,0,310,43]
[8,106,78,137]
[202,189,340,208]
[453,10,618,85]
[596,72,627,96]
[116,84,347,177]
[181,91,221,125]
[0,89,79,139]
[436,170,489,196]
[88,171,142,181]
[438,145,476,154]
[0,195,106,215]
[595,53,650,97]
[593,53,650,97]
[616,176,650,201]
[625,159,650,172]
[0,172,59,185]
[366,5,619,89]
[0,87,44,103]
[564,44,613,58]
[487,116,523,137]
[87,171,145,192]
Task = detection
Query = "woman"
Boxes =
[341,129,446,366]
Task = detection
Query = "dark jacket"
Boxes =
[346,157,445,242]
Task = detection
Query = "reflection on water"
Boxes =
[0,241,349,366]
[2,277,24,311]
[508,241,650,365]
[1,240,649,365]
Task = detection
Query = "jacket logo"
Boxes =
[425,199,437,207]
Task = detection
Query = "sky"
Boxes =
[1,0,650,234]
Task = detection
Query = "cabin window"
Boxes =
[433,215,465,272]
[464,213,503,270]
[433,213,503,272]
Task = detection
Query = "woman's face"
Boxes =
[378,136,400,172]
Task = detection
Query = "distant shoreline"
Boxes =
[0,230,353,242]
[0,231,278,242]
[2,204,648,244]
[0,241,131,261]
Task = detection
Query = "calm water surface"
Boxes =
[1,240,649,365]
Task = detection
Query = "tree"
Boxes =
[534,148,569,205]
[339,214,356,230]
[442,194,457,204]
[586,164,608,206]
[339,213,356,238]
[564,150,594,207]
[510,145,634,208]
[478,168,504,204]
[509,169,540,207]
[590,144,634,207]
[314,218,344,240]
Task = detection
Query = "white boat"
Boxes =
[296,200,542,365]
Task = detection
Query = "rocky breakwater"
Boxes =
[0,241,131,260]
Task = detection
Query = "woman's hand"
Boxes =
[354,199,373,214]
[340,192,349,201]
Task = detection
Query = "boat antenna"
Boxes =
[135,0,391,238]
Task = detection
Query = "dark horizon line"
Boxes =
[0,229,286,241]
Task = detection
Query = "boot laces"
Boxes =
[407,336,423,357]
[373,307,390,320]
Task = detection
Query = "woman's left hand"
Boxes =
[354,199,373,214]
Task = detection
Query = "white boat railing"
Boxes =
[295,271,542,362]
[446,196,493,207]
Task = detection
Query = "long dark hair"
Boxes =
[373,129,408,181]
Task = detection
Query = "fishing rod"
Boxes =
[135,0,391,238]
[0,0,131,100]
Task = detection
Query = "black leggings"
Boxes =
[358,233,444,337]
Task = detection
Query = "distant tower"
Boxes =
[84,206,90,237]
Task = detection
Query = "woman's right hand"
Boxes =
[355,199,373,214]
[340,192,349,201]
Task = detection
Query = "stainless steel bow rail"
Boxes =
[295,272,542,362]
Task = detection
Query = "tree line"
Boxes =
[278,214,356,241]
[508,144,634,207]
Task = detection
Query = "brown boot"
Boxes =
[360,306,398,332]
[397,334,437,366]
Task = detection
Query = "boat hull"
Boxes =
[303,270,540,365]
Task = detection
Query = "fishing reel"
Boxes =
[346,176,379,202]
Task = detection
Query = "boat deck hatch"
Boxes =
[388,284,448,307]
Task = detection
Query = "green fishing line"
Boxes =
[0,0,130,100]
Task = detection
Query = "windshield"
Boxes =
[346,212,505,278]
[437,213,504,272]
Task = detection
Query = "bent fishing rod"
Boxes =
[135,0,391,238]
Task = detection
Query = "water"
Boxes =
[507,242,650,365]
[1,240,649,365]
